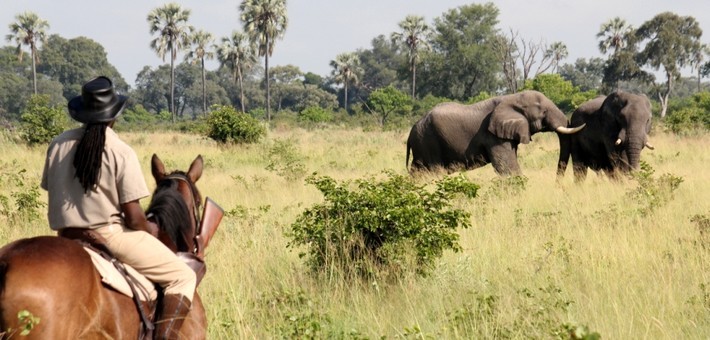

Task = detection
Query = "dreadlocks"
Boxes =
[73,123,108,193]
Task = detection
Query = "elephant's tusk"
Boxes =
[645,141,655,150]
[556,123,585,134]
[615,138,622,145]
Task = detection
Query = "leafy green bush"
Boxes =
[628,162,683,214]
[524,74,579,112]
[298,106,333,125]
[665,91,710,135]
[0,165,45,222]
[206,105,266,144]
[19,94,69,146]
[665,106,708,135]
[287,171,478,279]
[265,138,307,182]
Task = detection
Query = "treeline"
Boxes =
[1,2,709,132]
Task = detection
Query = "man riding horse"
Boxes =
[41,76,195,339]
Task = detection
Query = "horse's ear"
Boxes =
[151,154,166,182]
[187,155,203,183]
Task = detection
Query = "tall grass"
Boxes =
[0,127,707,339]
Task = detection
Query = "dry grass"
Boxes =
[0,127,707,339]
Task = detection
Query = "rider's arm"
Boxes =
[121,200,159,237]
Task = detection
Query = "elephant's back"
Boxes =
[571,96,605,125]
[429,98,498,122]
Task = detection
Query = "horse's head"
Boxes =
[146,154,203,253]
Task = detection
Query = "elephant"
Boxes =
[406,90,585,175]
[557,90,654,181]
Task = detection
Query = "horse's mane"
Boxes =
[145,171,193,252]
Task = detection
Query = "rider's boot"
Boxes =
[154,294,191,340]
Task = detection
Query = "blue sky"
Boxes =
[2,0,709,87]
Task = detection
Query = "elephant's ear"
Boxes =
[488,106,531,144]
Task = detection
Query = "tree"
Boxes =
[184,29,214,115]
[420,3,502,100]
[690,44,710,92]
[240,0,288,121]
[391,15,432,99]
[596,17,647,92]
[330,52,362,112]
[357,35,405,98]
[546,42,568,74]
[367,85,411,126]
[559,58,605,92]
[147,3,193,122]
[492,29,520,93]
[38,35,127,101]
[597,17,633,55]
[216,30,257,113]
[269,64,302,111]
[636,12,703,117]
[6,11,49,95]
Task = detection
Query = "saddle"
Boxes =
[58,228,206,340]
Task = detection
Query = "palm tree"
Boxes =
[6,11,49,95]
[597,17,633,55]
[391,15,431,99]
[545,42,568,74]
[690,44,710,92]
[185,29,214,115]
[330,52,362,112]
[239,0,288,121]
[147,3,193,122]
[216,31,257,113]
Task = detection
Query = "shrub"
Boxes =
[298,106,333,125]
[19,94,69,146]
[0,165,45,222]
[628,162,683,214]
[287,171,478,279]
[265,138,307,182]
[664,106,708,135]
[206,105,266,144]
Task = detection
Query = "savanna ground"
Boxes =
[0,125,708,339]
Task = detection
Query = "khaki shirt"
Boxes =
[41,127,150,230]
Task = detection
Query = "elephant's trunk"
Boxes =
[556,123,586,134]
[626,138,645,170]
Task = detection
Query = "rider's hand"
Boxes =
[146,221,160,237]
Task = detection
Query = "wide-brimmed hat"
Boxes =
[68,76,128,124]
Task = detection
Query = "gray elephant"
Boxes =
[557,91,654,181]
[406,90,585,175]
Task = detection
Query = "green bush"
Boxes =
[298,106,333,124]
[0,165,45,222]
[628,162,683,214]
[206,105,266,144]
[665,107,709,135]
[265,138,307,182]
[287,171,478,279]
[19,94,69,146]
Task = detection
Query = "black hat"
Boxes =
[68,76,128,124]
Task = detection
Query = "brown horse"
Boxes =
[0,154,208,339]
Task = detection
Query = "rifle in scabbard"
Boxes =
[195,197,224,259]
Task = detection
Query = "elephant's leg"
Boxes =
[488,142,521,175]
[570,152,587,182]
[572,163,588,182]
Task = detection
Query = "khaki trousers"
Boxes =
[93,223,196,302]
